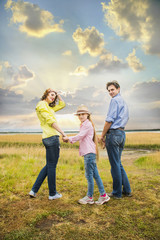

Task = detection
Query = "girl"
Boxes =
[63,105,110,205]
[29,88,66,200]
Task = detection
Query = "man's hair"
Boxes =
[106,81,120,90]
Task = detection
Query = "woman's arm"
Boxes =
[53,94,65,112]
[51,122,67,137]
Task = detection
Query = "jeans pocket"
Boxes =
[112,134,124,146]
[43,136,59,147]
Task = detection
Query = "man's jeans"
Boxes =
[105,130,131,197]
[32,135,60,196]
[84,153,105,197]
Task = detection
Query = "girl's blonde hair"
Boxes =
[88,115,99,161]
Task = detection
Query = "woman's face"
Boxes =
[45,91,56,104]
[78,113,88,123]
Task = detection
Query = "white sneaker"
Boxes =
[95,195,110,205]
[49,192,62,200]
[78,196,94,205]
[29,190,36,198]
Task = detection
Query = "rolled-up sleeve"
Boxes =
[106,99,118,123]
[36,102,56,126]
[53,101,65,112]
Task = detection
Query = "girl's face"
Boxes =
[78,113,88,123]
[45,91,56,104]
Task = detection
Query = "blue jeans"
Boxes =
[105,130,131,198]
[32,135,60,196]
[84,153,106,197]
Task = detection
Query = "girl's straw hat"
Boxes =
[75,105,91,115]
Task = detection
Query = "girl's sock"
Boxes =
[101,193,106,197]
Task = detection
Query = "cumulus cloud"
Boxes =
[88,53,128,74]
[62,50,72,56]
[11,65,35,89]
[125,79,160,129]
[0,88,38,116]
[126,79,160,103]
[0,61,35,92]
[126,49,145,72]
[72,27,105,56]
[102,0,160,56]
[5,0,64,37]
[59,86,109,117]
[69,66,88,76]
[69,53,128,76]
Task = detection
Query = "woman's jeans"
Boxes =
[105,129,131,197]
[84,153,105,197]
[32,135,60,196]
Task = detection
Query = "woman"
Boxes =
[29,88,66,200]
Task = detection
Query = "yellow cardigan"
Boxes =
[36,100,65,139]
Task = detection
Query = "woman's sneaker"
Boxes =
[29,190,36,198]
[78,196,94,205]
[95,195,110,205]
[49,192,62,200]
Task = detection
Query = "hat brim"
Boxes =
[74,111,91,115]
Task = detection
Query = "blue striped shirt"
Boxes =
[106,93,129,129]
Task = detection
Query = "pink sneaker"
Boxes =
[78,196,94,205]
[95,195,110,205]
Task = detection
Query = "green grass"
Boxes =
[0,144,160,240]
[135,155,160,170]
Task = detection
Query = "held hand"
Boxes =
[98,136,106,149]
[62,136,69,143]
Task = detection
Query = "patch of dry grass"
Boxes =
[125,132,160,145]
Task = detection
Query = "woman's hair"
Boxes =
[87,115,99,161]
[41,88,58,107]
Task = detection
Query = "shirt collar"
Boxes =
[113,92,121,98]
[80,119,89,127]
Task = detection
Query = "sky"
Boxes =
[0,0,160,131]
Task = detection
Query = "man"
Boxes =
[100,81,131,199]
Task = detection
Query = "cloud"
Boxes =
[72,27,105,56]
[126,79,160,103]
[62,50,72,56]
[88,53,128,74]
[0,61,35,91]
[59,87,109,117]
[0,88,38,116]
[11,65,35,90]
[126,49,145,72]
[69,66,88,76]
[69,52,128,76]
[102,0,160,56]
[5,0,64,37]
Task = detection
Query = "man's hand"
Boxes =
[98,136,106,149]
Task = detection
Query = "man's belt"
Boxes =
[109,127,124,131]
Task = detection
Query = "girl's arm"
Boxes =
[68,124,89,144]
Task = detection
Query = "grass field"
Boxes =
[0,133,160,240]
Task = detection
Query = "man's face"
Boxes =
[107,85,120,98]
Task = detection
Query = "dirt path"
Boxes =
[100,149,154,166]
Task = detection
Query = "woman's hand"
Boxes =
[62,136,69,143]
